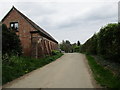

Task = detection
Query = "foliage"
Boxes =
[86,55,120,88]
[52,50,61,55]
[60,40,72,53]
[2,24,22,56]
[81,23,120,63]
[97,23,120,62]
[80,34,97,54]
[2,52,63,85]
[77,41,81,46]
[72,45,80,52]
[60,40,81,53]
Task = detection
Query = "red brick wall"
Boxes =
[2,9,36,56]
[2,8,58,58]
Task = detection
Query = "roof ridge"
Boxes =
[14,7,57,43]
[2,6,58,43]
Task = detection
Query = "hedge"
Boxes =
[81,23,120,63]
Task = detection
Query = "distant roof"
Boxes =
[2,6,58,43]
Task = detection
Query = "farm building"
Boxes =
[2,6,58,58]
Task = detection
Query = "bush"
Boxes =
[73,46,80,52]
[51,50,60,55]
[2,24,22,56]
[98,24,120,62]
[81,23,120,63]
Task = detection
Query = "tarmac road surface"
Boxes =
[3,53,96,88]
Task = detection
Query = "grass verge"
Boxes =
[86,55,120,88]
[2,53,63,85]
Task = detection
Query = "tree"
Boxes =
[2,24,22,56]
[81,23,120,63]
[77,41,81,46]
[60,40,72,53]
[60,40,81,53]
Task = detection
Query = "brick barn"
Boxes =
[2,6,58,58]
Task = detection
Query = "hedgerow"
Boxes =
[81,23,120,63]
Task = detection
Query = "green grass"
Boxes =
[2,53,63,85]
[86,55,120,88]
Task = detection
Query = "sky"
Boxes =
[0,0,119,44]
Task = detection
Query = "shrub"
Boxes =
[51,50,60,55]
[2,24,22,56]
[81,23,120,63]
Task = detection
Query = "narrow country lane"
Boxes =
[3,53,96,88]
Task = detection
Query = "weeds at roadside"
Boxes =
[86,55,120,88]
[2,52,63,85]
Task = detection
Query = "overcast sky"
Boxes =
[0,0,119,44]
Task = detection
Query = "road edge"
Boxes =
[81,53,102,88]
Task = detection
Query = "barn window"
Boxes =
[10,22,19,31]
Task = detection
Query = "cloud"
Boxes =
[0,1,119,44]
[55,3,117,29]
